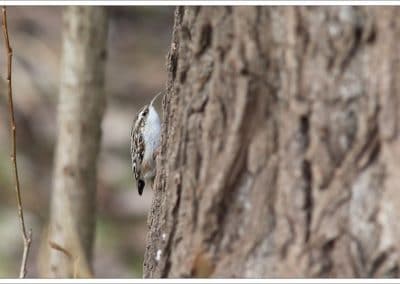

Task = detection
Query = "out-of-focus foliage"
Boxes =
[0,6,174,278]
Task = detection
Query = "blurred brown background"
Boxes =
[0,6,174,277]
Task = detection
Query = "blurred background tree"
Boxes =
[144,6,400,277]
[0,6,173,277]
[38,6,108,277]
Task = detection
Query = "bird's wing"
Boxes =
[130,120,146,181]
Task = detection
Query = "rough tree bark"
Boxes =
[39,7,108,277]
[144,7,400,277]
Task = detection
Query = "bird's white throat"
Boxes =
[143,105,161,163]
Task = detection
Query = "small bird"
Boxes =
[130,92,162,195]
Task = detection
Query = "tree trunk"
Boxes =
[39,6,108,277]
[144,7,400,277]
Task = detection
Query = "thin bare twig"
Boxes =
[1,6,32,278]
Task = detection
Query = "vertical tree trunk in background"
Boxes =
[39,6,108,277]
[144,7,400,277]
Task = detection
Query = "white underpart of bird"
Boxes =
[142,99,161,179]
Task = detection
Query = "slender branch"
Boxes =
[1,6,32,278]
